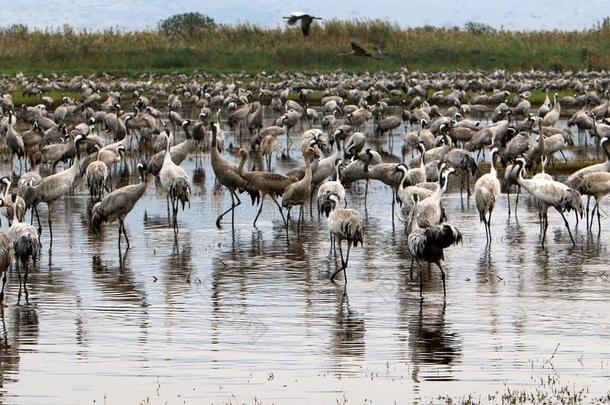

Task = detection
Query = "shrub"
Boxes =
[464,21,497,35]
[158,12,216,36]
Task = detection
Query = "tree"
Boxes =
[158,12,216,36]
[464,21,496,35]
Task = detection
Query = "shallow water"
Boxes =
[1,111,609,404]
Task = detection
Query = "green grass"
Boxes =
[2,21,610,74]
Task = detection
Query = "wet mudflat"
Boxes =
[1,121,609,405]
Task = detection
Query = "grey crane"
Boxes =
[159,131,191,232]
[238,149,297,227]
[91,162,149,251]
[567,136,610,227]
[1,176,26,226]
[317,159,346,210]
[0,230,12,304]
[2,194,39,302]
[282,147,320,228]
[211,124,259,228]
[576,172,610,233]
[319,193,364,284]
[515,158,582,247]
[407,218,462,298]
[283,12,322,36]
[474,147,501,243]
[86,144,109,199]
[23,134,86,242]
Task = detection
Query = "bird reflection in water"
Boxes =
[330,291,365,360]
[408,301,461,383]
[0,304,39,389]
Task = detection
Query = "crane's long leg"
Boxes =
[409,257,414,278]
[253,195,266,227]
[559,149,568,162]
[231,191,241,229]
[342,241,352,285]
[585,196,591,229]
[589,203,596,231]
[23,260,29,304]
[507,187,511,218]
[541,212,548,247]
[118,221,122,251]
[364,179,369,215]
[438,263,446,297]
[559,210,576,246]
[391,191,395,228]
[47,202,53,245]
[296,206,301,231]
[216,191,236,228]
[34,205,42,236]
[0,271,7,303]
[166,194,171,225]
[515,186,521,217]
[16,262,22,301]
[592,200,601,235]
[419,266,424,300]
[121,219,130,249]
[488,210,493,243]
[285,129,290,152]
[172,197,179,233]
[270,195,287,227]
[309,188,315,218]
[459,176,464,199]
[330,239,345,282]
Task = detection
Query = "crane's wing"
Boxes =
[350,41,369,55]
[284,15,300,26]
[301,19,312,36]
[350,41,381,59]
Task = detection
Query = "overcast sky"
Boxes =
[2,0,606,31]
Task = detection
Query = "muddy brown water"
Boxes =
[0,114,609,404]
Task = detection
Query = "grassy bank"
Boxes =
[2,20,610,74]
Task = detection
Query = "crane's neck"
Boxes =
[541,158,547,174]
[489,152,497,178]
[3,180,10,198]
[210,135,220,162]
[71,153,81,175]
[183,124,192,140]
[304,155,313,183]
[436,174,448,197]
[211,125,217,148]
[335,163,341,180]
[164,133,173,162]
[603,141,610,161]
[237,151,248,174]
[399,169,409,193]
[516,164,528,187]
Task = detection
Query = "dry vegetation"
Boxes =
[1,20,610,74]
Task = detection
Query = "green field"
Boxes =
[2,20,610,74]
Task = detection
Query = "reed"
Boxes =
[2,20,610,74]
